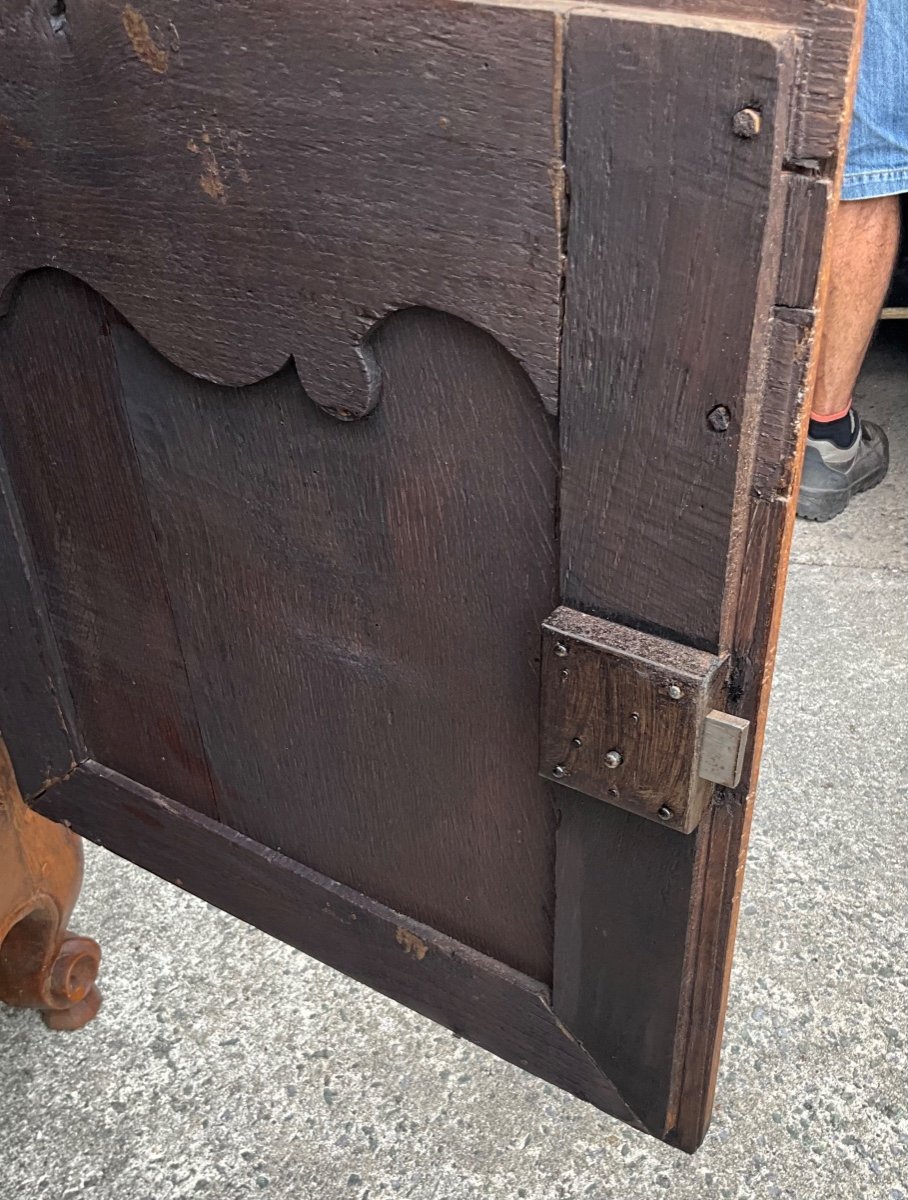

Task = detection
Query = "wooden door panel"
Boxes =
[0,0,862,1152]
[110,304,559,981]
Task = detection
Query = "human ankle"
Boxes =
[809,402,858,449]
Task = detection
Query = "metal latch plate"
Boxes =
[539,607,749,833]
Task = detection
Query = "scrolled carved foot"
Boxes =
[1,738,103,1030]
[41,933,103,1031]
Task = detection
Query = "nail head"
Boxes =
[707,405,731,433]
[732,107,761,138]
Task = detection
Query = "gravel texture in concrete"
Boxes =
[1,332,906,1200]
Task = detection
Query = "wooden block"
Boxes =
[777,174,831,310]
[539,608,729,833]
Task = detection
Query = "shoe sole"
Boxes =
[797,457,889,522]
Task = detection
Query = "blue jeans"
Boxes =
[842,0,908,200]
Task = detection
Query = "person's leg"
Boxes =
[797,195,894,520]
[811,194,900,418]
[796,0,906,521]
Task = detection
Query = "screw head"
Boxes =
[707,405,731,433]
[604,750,623,770]
[732,107,762,138]
[554,642,569,658]
[571,737,583,748]
[667,685,682,700]
[552,764,567,779]
[657,806,674,821]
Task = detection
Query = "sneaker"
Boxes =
[797,410,889,522]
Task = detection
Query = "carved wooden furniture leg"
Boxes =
[0,741,101,1030]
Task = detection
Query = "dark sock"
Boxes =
[809,409,858,449]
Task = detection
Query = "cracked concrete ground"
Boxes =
[1,329,906,1200]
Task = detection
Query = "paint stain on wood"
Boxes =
[122,6,169,75]
[186,132,226,205]
[0,115,34,150]
[395,927,427,961]
[186,127,250,205]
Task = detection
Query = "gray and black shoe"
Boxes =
[797,410,889,522]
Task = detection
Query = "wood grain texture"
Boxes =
[551,313,814,1148]
[777,174,831,310]
[560,13,791,651]
[669,309,816,1150]
[0,0,563,414]
[111,303,559,982]
[0,450,74,799]
[750,306,816,502]
[665,7,871,1144]
[550,10,836,1148]
[32,759,644,1133]
[554,792,699,1135]
[502,0,860,158]
[0,272,219,816]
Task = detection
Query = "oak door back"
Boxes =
[0,0,861,1150]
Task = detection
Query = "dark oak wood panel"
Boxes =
[32,759,644,1134]
[0,452,74,798]
[111,305,559,983]
[0,272,219,817]
[565,0,858,159]
[669,304,817,1150]
[645,39,853,1128]
[554,793,699,1135]
[560,13,792,651]
[549,10,846,1145]
[0,0,563,414]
